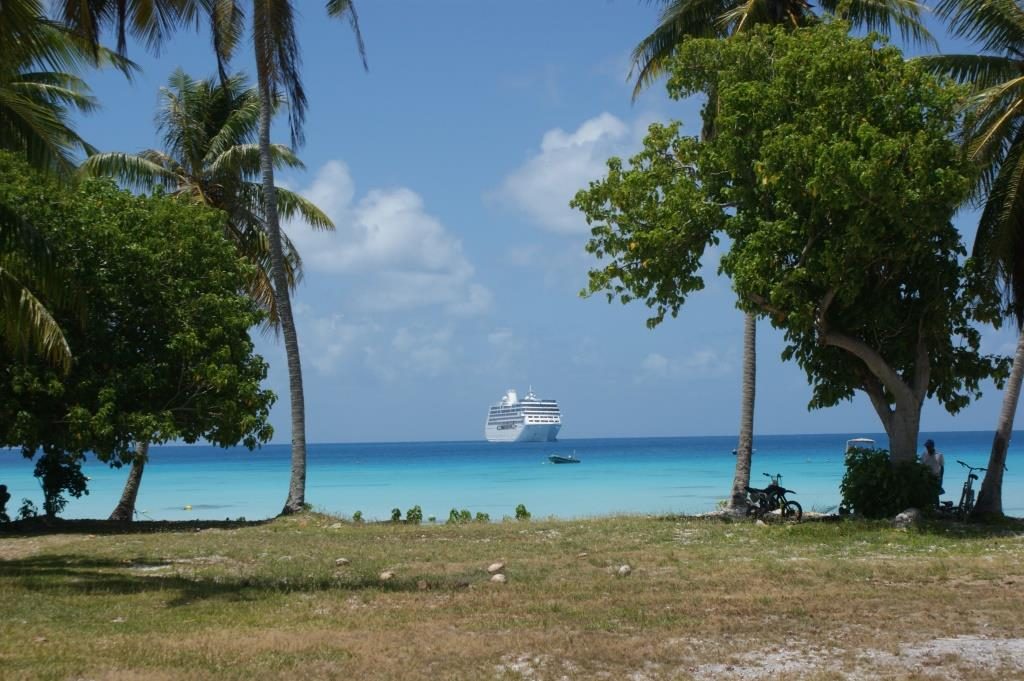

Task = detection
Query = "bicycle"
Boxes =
[745,472,802,522]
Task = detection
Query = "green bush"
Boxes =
[474,512,490,523]
[34,450,88,519]
[352,510,363,523]
[447,508,472,524]
[18,499,38,521]
[840,447,939,518]
[406,505,423,524]
[390,507,402,523]
[515,504,531,521]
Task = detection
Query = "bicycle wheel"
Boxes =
[782,500,802,522]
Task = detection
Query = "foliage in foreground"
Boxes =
[0,153,275,516]
[840,447,939,518]
[574,23,1005,465]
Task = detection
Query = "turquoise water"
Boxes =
[2,431,1022,521]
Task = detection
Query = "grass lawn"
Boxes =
[2,513,1023,680]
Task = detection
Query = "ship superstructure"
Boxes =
[484,387,562,442]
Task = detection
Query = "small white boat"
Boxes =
[845,438,876,453]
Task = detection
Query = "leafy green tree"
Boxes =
[918,0,1024,516]
[628,0,932,511]
[0,152,275,520]
[81,68,332,329]
[576,23,1004,466]
[209,0,367,515]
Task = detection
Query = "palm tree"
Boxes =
[1,4,134,370]
[208,0,367,515]
[630,0,932,511]
[918,0,1024,516]
[80,69,333,520]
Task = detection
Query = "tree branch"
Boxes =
[862,373,894,436]
[822,328,915,405]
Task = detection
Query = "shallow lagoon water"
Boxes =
[2,431,1022,521]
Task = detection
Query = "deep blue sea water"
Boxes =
[2,431,1022,521]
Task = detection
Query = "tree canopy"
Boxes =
[574,22,1005,462]
[0,152,275,469]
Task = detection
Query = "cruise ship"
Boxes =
[484,388,562,442]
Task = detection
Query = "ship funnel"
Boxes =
[505,389,518,405]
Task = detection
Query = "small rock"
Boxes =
[33,636,47,643]
[755,519,767,527]
[329,523,342,529]
[417,580,428,590]
[617,564,632,577]
[111,617,126,623]
[577,552,589,558]
[487,561,506,574]
[379,570,395,582]
[894,508,922,529]
[490,573,507,584]
[335,557,350,566]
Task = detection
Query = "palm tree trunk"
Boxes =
[973,333,1024,517]
[109,442,148,521]
[729,311,756,510]
[255,42,308,516]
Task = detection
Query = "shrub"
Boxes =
[352,510,363,523]
[427,516,436,523]
[18,499,38,521]
[474,512,490,523]
[406,505,423,524]
[34,450,88,519]
[840,447,939,519]
[390,507,402,523]
[447,508,472,524]
[515,504,531,521]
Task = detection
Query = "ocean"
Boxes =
[2,431,1022,521]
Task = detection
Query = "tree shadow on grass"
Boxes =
[0,517,274,537]
[0,553,479,607]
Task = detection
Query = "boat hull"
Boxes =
[485,423,561,443]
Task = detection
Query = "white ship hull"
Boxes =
[485,422,561,443]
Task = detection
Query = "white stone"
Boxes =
[894,508,922,529]
[617,564,632,577]
[335,557,350,566]
[379,570,395,581]
[490,573,507,584]
[487,561,506,574]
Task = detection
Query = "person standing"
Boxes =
[0,484,10,522]
[920,439,945,500]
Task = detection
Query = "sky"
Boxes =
[70,2,1017,444]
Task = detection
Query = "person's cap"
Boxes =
[925,439,935,448]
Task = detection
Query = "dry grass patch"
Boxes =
[1,514,1023,679]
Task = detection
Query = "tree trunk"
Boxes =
[729,311,756,510]
[885,401,921,464]
[109,442,148,521]
[973,333,1024,517]
[255,41,308,515]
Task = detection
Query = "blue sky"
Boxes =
[73,2,1016,443]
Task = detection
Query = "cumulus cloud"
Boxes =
[301,314,377,376]
[492,113,645,234]
[287,161,491,315]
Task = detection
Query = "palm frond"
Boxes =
[326,0,369,70]
[821,0,936,47]
[917,54,1020,92]
[630,0,733,100]
[275,186,334,230]
[932,0,1024,54]
[79,150,178,191]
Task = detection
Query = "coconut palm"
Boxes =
[630,0,932,511]
[1,5,134,370]
[918,0,1024,516]
[81,69,331,327]
[207,0,367,515]
[80,69,333,519]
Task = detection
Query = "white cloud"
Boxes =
[391,326,456,377]
[299,313,377,376]
[287,161,491,315]
[637,348,735,382]
[492,113,646,234]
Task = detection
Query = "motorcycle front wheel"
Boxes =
[782,500,802,522]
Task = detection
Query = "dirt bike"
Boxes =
[745,472,802,522]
